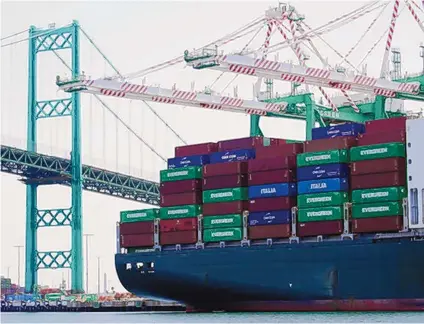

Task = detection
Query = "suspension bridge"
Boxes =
[1,0,424,293]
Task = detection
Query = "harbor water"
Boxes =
[2,312,424,323]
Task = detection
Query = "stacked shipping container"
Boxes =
[202,137,261,243]
[157,142,218,245]
[296,123,363,237]
[118,119,410,252]
[119,209,159,249]
[247,143,301,240]
[350,117,407,233]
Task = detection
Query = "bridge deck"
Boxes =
[1,145,160,206]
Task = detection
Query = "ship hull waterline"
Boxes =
[115,238,424,312]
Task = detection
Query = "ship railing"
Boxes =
[341,202,354,240]
[289,206,299,244]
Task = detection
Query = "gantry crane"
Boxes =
[57,1,424,140]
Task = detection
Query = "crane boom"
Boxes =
[56,76,288,116]
[184,53,422,98]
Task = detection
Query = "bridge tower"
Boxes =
[26,21,83,292]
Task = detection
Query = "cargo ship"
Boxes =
[114,117,424,312]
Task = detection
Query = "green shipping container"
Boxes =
[203,227,243,242]
[127,247,150,253]
[350,143,405,162]
[120,208,159,223]
[352,201,403,219]
[298,206,343,222]
[203,187,248,204]
[160,166,202,182]
[297,192,349,208]
[296,149,348,167]
[160,204,202,219]
[203,214,243,229]
[351,186,407,204]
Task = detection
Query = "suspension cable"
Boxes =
[51,48,168,161]
[0,28,29,41]
[79,26,123,78]
[78,26,188,148]
[1,26,71,48]
[141,100,188,144]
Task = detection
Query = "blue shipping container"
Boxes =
[297,163,349,181]
[248,183,297,199]
[311,123,365,140]
[297,177,349,195]
[210,149,255,164]
[5,294,35,301]
[248,210,291,226]
[167,154,210,169]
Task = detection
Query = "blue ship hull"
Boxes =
[115,237,424,311]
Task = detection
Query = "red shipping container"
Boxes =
[203,174,248,190]
[174,142,218,157]
[121,234,154,248]
[297,220,343,237]
[351,157,406,176]
[350,171,406,190]
[160,217,198,233]
[160,230,198,245]
[120,221,154,235]
[203,201,249,216]
[249,197,296,213]
[255,143,303,159]
[365,117,406,134]
[160,191,202,207]
[304,136,357,153]
[352,216,403,234]
[248,155,296,173]
[270,138,288,146]
[248,224,291,240]
[218,136,265,151]
[248,169,296,186]
[357,130,406,146]
[160,179,202,195]
[203,161,248,178]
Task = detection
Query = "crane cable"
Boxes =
[337,2,389,67]
[257,1,385,56]
[122,15,265,80]
[209,23,266,90]
[301,20,360,73]
[251,2,380,55]
[356,3,407,70]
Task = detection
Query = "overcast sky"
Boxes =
[1,0,423,293]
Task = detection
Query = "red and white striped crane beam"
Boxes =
[405,0,424,33]
[187,53,421,98]
[57,78,288,117]
[380,0,401,78]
